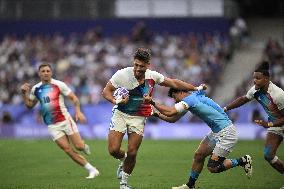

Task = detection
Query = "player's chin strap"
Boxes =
[271,156,278,164]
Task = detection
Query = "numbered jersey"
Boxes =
[30,79,72,125]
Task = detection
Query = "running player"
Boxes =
[20,63,99,179]
[102,47,206,189]
[224,61,284,174]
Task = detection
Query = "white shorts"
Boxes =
[267,126,284,138]
[109,109,146,136]
[47,117,79,141]
[205,124,238,157]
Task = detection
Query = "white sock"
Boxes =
[120,171,130,184]
[84,162,95,172]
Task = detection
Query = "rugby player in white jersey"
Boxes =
[102,48,206,189]
[21,63,99,179]
[225,61,284,175]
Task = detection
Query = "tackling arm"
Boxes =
[154,111,186,123]
[224,96,251,111]
[159,77,206,91]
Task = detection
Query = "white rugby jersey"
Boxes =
[246,81,284,121]
[30,79,72,125]
[110,67,165,117]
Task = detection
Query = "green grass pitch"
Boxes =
[0,139,283,189]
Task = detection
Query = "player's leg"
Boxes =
[48,122,88,166]
[57,119,99,178]
[56,135,100,178]
[120,132,143,189]
[55,135,98,178]
[187,138,214,188]
[172,135,214,189]
[65,117,91,155]
[108,130,126,159]
[109,110,128,160]
[56,135,87,165]
[264,131,284,174]
[68,132,99,178]
[206,125,252,178]
[108,130,127,179]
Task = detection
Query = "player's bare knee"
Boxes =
[108,148,120,157]
[127,147,138,158]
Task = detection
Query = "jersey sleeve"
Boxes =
[149,70,165,84]
[275,91,284,110]
[246,86,256,100]
[57,81,72,96]
[110,69,125,88]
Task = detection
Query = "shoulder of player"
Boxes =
[112,67,133,76]
[247,85,257,96]
[145,69,163,78]
[32,82,43,90]
[118,67,133,73]
[50,78,67,86]
[268,82,284,99]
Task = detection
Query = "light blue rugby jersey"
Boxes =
[181,91,232,133]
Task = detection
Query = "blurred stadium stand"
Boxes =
[0,0,283,139]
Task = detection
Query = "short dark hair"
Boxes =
[134,48,151,64]
[38,63,52,71]
[168,88,188,98]
[255,61,270,77]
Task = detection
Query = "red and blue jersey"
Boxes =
[246,82,284,122]
[110,67,165,117]
[30,79,72,125]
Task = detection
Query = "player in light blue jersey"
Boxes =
[225,61,284,175]
[144,89,252,189]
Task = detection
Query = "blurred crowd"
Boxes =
[0,25,232,107]
[234,38,284,99]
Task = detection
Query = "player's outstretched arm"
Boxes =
[67,92,86,123]
[224,96,251,111]
[159,77,206,91]
[20,83,37,109]
[153,110,185,123]
[144,94,178,117]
